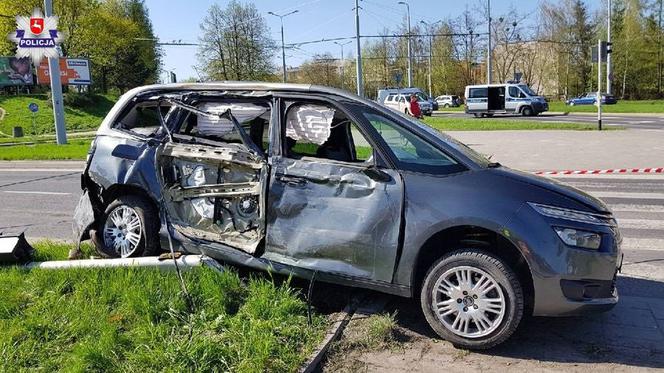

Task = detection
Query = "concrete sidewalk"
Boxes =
[326,275,664,372]
[448,129,664,171]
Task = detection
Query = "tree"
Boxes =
[0,0,161,93]
[198,1,275,81]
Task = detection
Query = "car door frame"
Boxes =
[154,96,271,254]
[263,92,406,284]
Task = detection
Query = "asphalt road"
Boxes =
[0,161,661,279]
[434,111,664,130]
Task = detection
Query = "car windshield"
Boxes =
[415,92,429,102]
[518,85,537,96]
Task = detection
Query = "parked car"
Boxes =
[377,87,433,116]
[435,95,462,108]
[566,92,618,106]
[74,82,621,350]
[465,83,548,117]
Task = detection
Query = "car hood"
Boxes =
[493,167,611,213]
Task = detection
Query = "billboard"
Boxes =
[37,58,91,85]
[0,57,34,86]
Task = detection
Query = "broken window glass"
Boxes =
[114,101,171,136]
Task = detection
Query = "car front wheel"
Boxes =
[420,249,524,350]
[97,195,160,258]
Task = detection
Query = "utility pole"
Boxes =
[355,0,364,96]
[420,20,441,98]
[334,41,352,90]
[658,0,663,94]
[606,0,612,95]
[398,1,412,87]
[45,0,67,144]
[268,10,298,83]
[597,40,603,131]
[487,0,492,84]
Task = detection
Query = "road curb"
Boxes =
[299,302,356,373]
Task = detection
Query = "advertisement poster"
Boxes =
[0,57,34,86]
[37,58,91,85]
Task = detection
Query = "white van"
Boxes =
[464,83,548,117]
[377,88,433,116]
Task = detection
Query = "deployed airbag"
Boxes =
[285,104,335,145]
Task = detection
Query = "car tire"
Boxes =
[521,106,533,116]
[420,248,524,350]
[443,104,450,108]
[473,113,481,118]
[96,195,160,258]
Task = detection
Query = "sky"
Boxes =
[143,0,545,82]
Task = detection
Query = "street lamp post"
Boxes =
[355,0,364,96]
[420,20,442,98]
[487,0,492,84]
[398,1,412,87]
[334,41,352,90]
[268,10,298,83]
[45,0,67,145]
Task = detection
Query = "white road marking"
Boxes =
[590,191,664,200]
[610,204,664,213]
[617,218,664,230]
[621,237,664,251]
[0,168,83,172]
[2,190,71,196]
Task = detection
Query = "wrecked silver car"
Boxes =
[74,82,621,349]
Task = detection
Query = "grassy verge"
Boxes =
[0,94,115,136]
[422,116,615,131]
[548,100,664,113]
[0,241,325,372]
[0,139,91,160]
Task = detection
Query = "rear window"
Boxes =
[114,101,171,137]
[468,88,487,98]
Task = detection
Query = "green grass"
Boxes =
[422,116,616,131]
[0,241,325,372]
[436,105,465,112]
[0,139,92,160]
[436,100,664,113]
[548,100,664,113]
[0,94,115,137]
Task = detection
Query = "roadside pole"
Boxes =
[607,0,612,95]
[355,0,364,97]
[44,0,67,144]
[597,39,603,131]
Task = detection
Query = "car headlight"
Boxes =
[528,202,606,225]
[553,227,601,250]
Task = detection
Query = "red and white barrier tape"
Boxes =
[535,167,664,175]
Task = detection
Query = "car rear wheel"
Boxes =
[97,195,160,258]
[420,248,524,350]
[443,103,450,108]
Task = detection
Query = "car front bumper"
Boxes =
[507,204,622,316]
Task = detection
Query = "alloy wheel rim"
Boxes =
[103,205,142,257]
[432,266,506,338]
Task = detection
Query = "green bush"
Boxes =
[46,92,98,109]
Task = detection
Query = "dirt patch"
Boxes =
[321,293,664,372]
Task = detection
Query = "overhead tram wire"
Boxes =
[286,31,488,48]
